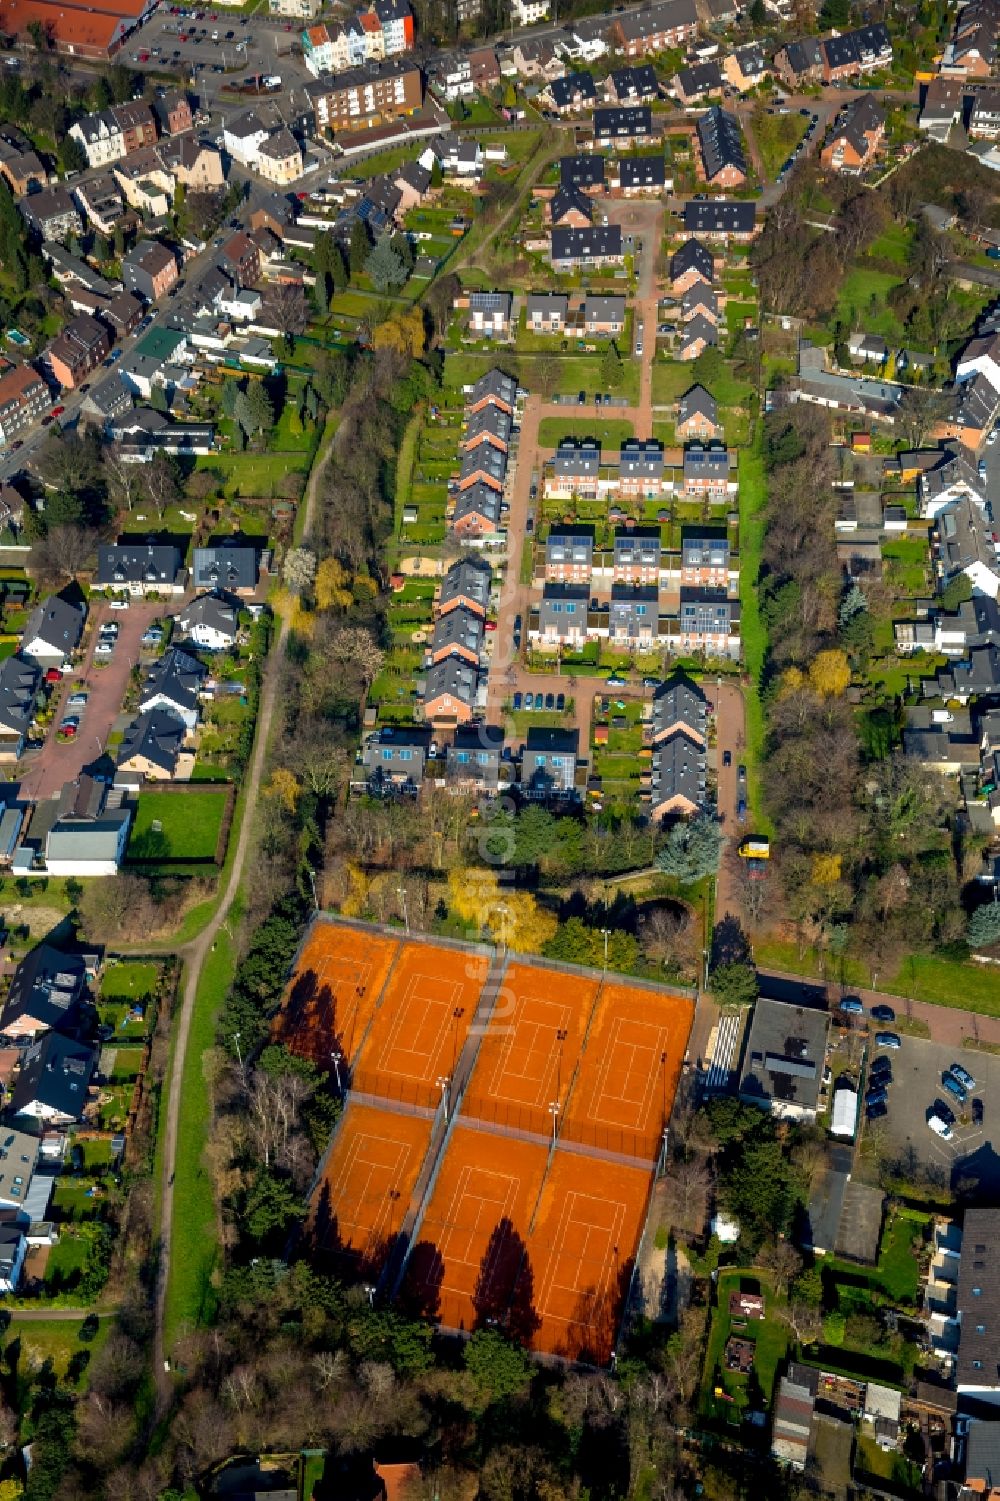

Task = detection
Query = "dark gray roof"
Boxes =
[547,527,594,565]
[423,655,478,706]
[467,367,517,409]
[453,483,502,528]
[620,438,664,477]
[430,605,484,659]
[684,444,729,481]
[682,283,719,320]
[739,997,830,1113]
[584,293,626,322]
[827,94,884,158]
[118,707,186,774]
[614,0,697,43]
[460,443,506,488]
[97,544,183,589]
[652,674,708,739]
[650,731,706,811]
[781,37,823,75]
[0,655,40,736]
[820,22,891,72]
[553,439,602,478]
[192,545,258,592]
[439,557,492,612]
[139,648,207,718]
[11,1032,96,1121]
[675,60,722,97]
[670,237,713,283]
[608,64,658,99]
[967,1419,1000,1480]
[2,944,87,1035]
[551,184,594,224]
[22,595,85,660]
[177,593,239,640]
[680,587,739,633]
[618,154,665,188]
[678,384,717,425]
[683,200,756,235]
[551,225,623,262]
[550,70,596,108]
[957,1208,1000,1390]
[559,154,605,189]
[681,528,729,567]
[593,105,652,139]
[698,105,746,180]
[526,292,569,321]
[614,526,660,565]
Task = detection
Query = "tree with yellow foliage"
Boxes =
[777,666,805,698]
[264,767,300,814]
[811,852,842,887]
[341,863,371,918]
[272,589,315,639]
[446,867,556,952]
[808,648,851,699]
[315,556,354,613]
[373,306,426,359]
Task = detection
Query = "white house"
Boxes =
[44,811,132,877]
[176,593,240,651]
[0,1228,27,1295]
[138,648,207,731]
[956,331,1000,392]
[512,0,550,24]
[223,110,272,169]
[68,111,125,169]
[20,595,86,669]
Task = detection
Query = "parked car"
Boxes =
[513,692,522,711]
[556,693,564,711]
[951,1063,976,1091]
[607,675,626,687]
[974,1097,985,1125]
[942,1070,967,1104]
[66,692,88,709]
[524,692,534,709]
[866,1100,887,1121]
[544,693,554,710]
[870,1004,895,1023]
[875,1032,901,1050]
[722,749,731,766]
[737,764,747,783]
[109,597,129,610]
[928,1113,953,1140]
[864,1087,887,1108]
[737,797,747,820]
[839,997,864,1015]
[869,1063,892,1088]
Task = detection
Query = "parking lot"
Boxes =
[862,1033,1000,1197]
[18,600,164,803]
[125,6,301,97]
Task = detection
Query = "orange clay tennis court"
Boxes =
[560,980,693,1161]
[352,942,489,1107]
[309,1101,431,1276]
[273,922,400,1068]
[462,962,598,1136]
[403,1124,550,1333]
[524,1149,652,1364]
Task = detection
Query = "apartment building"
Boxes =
[18,187,81,243]
[681,529,730,587]
[608,0,698,59]
[546,527,594,583]
[697,105,746,186]
[819,95,885,173]
[69,100,157,168]
[819,22,892,81]
[550,224,623,270]
[614,527,661,585]
[44,314,111,390]
[307,59,422,133]
[0,364,49,447]
[121,239,179,302]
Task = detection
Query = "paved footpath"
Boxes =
[757,966,1000,1049]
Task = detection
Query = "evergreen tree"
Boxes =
[348,219,370,275]
[366,232,407,293]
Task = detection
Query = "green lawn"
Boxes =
[45,1231,91,1288]
[110,1047,145,1082]
[751,107,808,180]
[163,926,237,1351]
[51,1178,108,1222]
[835,267,907,341]
[537,416,635,448]
[128,789,228,863]
[700,1268,790,1418]
[5,1316,112,1382]
[867,223,914,267]
[100,961,160,1001]
[195,449,308,497]
[754,937,1000,1014]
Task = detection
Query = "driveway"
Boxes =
[18,599,164,802]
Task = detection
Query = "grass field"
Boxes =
[163,925,236,1351]
[128,789,228,863]
[6,1315,112,1381]
[101,961,160,1001]
[537,416,634,448]
[835,267,907,341]
[751,107,809,180]
[822,1210,929,1308]
[754,937,1000,1014]
[700,1268,789,1419]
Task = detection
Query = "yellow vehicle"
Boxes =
[738,836,770,860]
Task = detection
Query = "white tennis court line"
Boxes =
[486,995,575,1107]
[326,1130,414,1250]
[376,969,463,1080]
[585,1016,672,1130]
[430,1165,523,1295]
[538,1190,628,1325]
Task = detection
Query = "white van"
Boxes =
[928,1114,953,1140]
